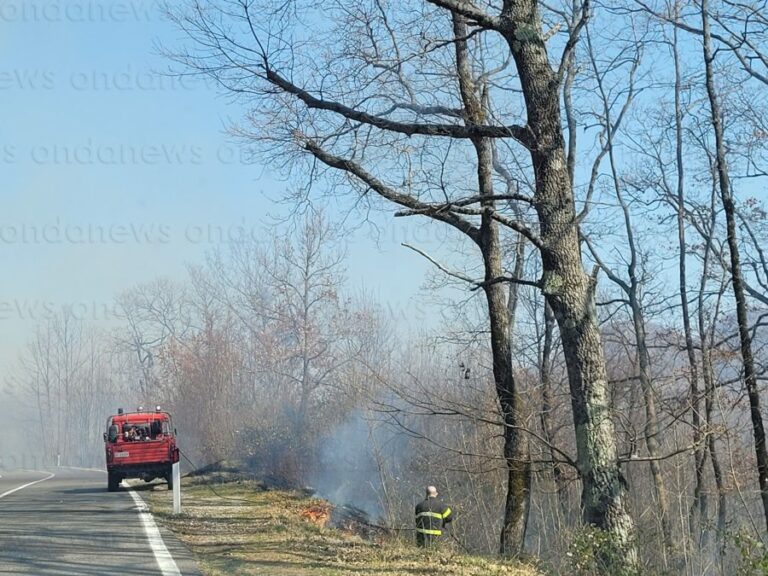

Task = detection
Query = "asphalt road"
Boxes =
[0,467,201,575]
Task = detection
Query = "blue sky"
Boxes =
[0,1,454,375]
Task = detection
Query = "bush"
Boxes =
[732,531,768,576]
[566,525,639,576]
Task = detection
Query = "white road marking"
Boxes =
[0,472,55,499]
[61,466,106,474]
[128,488,182,576]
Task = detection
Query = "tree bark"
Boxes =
[497,2,638,569]
[506,232,534,549]
[456,19,530,558]
[453,14,531,557]
[488,273,531,558]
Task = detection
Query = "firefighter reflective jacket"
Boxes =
[415,496,453,538]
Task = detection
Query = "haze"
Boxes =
[0,1,444,458]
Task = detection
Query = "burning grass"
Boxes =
[300,502,332,527]
[144,477,542,576]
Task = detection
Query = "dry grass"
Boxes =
[143,478,542,576]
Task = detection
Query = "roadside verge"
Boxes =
[141,476,541,576]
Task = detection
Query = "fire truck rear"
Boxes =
[104,407,180,492]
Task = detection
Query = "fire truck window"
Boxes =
[150,421,162,438]
[107,424,118,443]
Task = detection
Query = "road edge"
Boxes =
[128,487,183,576]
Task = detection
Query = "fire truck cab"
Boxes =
[104,407,180,492]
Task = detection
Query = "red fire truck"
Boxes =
[104,407,180,492]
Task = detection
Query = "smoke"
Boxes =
[0,387,42,469]
[310,410,397,520]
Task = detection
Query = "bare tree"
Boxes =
[700,0,768,532]
[257,213,372,471]
[114,278,190,401]
[166,1,639,566]
[11,311,126,468]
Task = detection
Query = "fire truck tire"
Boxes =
[107,472,120,492]
[166,466,173,490]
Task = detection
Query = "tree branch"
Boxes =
[265,68,534,147]
[402,243,479,285]
[302,137,481,243]
[402,243,541,290]
[424,0,501,30]
[556,0,590,85]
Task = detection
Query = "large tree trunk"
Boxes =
[478,146,530,556]
[506,234,534,549]
[453,15,531,556]
[546,262,636,568]
[487,276,531,557]
[498,2,637,570]
[478,151,530,556]
[700,0,768,532]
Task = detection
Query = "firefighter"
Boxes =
[415,485,453,548]
[124,426,136,441]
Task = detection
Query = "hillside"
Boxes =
[143,477,541,576]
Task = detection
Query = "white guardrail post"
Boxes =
[172,461,181,514]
